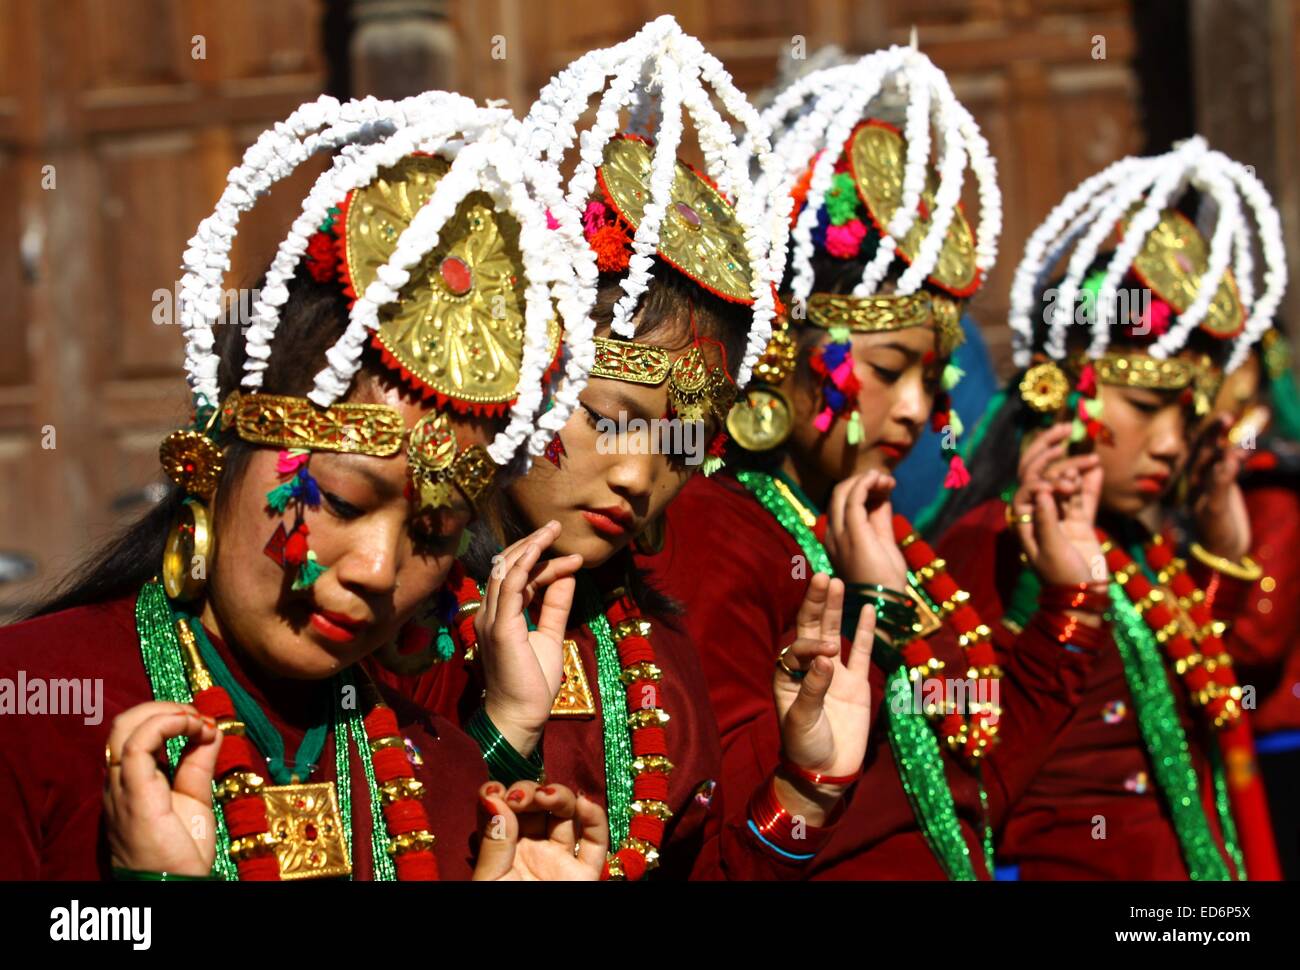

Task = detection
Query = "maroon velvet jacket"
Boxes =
[1230,482,1300,733]
[636,473,1097,879]
[0,593,486,880]
[369,559,803,880]
[938,499,1248,880]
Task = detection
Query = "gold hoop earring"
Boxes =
[162,498,214,602]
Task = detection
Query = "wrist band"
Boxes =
[779,756,862,787]
[1031,608,1106,653]
[466,706,544,785]
[1038,582,1110,614]
[747,775,833,862]
[111,867,218,881]
[1189,542,1263,582]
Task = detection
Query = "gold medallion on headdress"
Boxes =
[406,410,495,514]
[847,120,979,298]
[596,135,755,305]
[341,154,558,407]
[727,317,796,452]
[1121,207,1245,340]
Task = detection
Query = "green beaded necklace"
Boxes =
[735,469,992,880]
[132,579,397,880]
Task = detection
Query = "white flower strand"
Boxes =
[1009,137,1286,372]
[521,15,779,384]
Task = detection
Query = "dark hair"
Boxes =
[26,267,376,618]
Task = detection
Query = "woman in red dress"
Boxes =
[0,93,609,881]
[930,137,1287,879]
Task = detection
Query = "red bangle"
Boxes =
[748,776,833,859]
[1031,609,1105,652]
[1038,582,1110,614]
[779,757,862,787]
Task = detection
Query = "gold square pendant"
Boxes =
[262,782,352,880]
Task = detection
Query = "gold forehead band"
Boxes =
[221,391,405,456]
[591,337,737,424]
[803,292,964,357]
[219,391,494,513]
[1091,354,1198,391]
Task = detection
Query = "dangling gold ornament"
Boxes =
[633,516,666,556]
[162,498,213,602]
[1019,361,1070,414]
[727,386,794,452]
[159,429,224,500]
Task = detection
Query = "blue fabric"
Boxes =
[994,864,1021,881]
[892,314,998,519]
[1256,729,1300,755]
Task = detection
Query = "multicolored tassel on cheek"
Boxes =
[701,431,728,477]
[543,433,566,468]
[266,449,328,589]
[810,327,863,440]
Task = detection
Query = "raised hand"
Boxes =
[772,574,874,826]
[477,520,584,756]
[1011,423,1107,586]
[1189,413,1252,561]
[472,781,608,881]
[103,701,222,876]
[824,471,909,589]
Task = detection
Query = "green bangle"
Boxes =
[111,867,218,881]
[467,706,544,785]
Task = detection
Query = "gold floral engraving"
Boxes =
[597,136,755,304]
[221,391,405,456]
[261,782,352,880]
[848,121,979,297]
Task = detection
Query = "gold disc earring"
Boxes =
[162,498,214,601]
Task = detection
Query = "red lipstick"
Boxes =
[581,506,635,537]
[1134,474,1169,495]
[876,441,911,463]
[309,609,365,644]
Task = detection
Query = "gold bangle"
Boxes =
[1189,542,1263,582]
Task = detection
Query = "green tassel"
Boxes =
[846,410,863,445]
[265,480,296,512]
[1080,268,1106,320]
[828,324,852,343]
[941,363,965,391]
[1070,417,1088,443]
[1083,396,1105,420]
[434,626,456,662]
[824,172,861,225]
[701,454,725,477]
[949,408,964,439]
[457,529,473,558]
[292,551,326,590]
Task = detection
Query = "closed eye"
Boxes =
[871,364,902,384]
[582,401,614,428]
[322,491,364,520]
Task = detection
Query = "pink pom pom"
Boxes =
[830,358,855,387]
[582,200,608,238]
[545,209,560,230]
[813,408,835,433]
[825,219,867,259]
[1076,363,1096,396]
[1146,299,1172,336]
[943,455,971,489]
[276,450,310,475]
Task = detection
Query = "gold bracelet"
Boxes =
[1189,542,1263,582]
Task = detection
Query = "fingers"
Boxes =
[172,725,223,807]
[472,782,518,881]
[841,473,873,547]
[535,574,578,645]
[533,783,578,845]
[795,572,831,641]
[483,521,561,631]
[1019,423,1073,481]
[820,578,845,649]
[864,474,897,544]
[785,655,835,728]
[118,709,215,798]
[846,604,876,675]
[573,792,610,873]
[106,702,201,771]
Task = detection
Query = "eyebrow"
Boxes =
[864,340,923,361]
[313,452,401,500]
[590,384,660,423]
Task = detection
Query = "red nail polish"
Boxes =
[479,796,496,814]
[507,790,525,804]
[540,785,557,795]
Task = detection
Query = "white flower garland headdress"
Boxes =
[1008,136,1286,375]
[756,45,1002,309]
[177,92,597,469]
[520,14,779,387]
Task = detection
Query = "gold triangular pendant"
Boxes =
[550,638,596,718]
